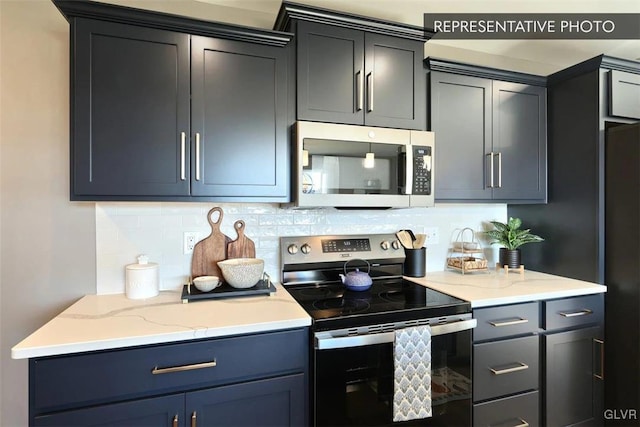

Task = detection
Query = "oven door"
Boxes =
[313,319,475,427]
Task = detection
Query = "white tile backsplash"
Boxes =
[95,202,507,295]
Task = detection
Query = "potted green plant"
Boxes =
[485,217,544,269]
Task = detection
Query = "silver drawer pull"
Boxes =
[489,318,529,327]
[151,359,216,375]
[490,418,529,427]
[490,362,529,375]
[559,308,593,317]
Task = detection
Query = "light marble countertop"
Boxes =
[12,270,606,360]
[407,269,606,308]
[12,284,311,360]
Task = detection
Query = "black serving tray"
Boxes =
[181,277,276,303]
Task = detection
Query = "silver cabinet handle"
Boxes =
[172,415,179,427]
[559,308,593,317]
[356,70,363,111]
[490,362,529,375]
[195,132,201,181]
[490,418,529,427]
[486,152,495,188]
[367,72,373,112]
[180,132,186,181]
[191,411,197,427]
[151,359,216,375]
[594,338,604,380]
[489,318,529,327]
[497,151,502,188]
[316,319,477,350]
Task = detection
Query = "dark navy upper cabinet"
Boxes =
[190,36,289,198]
[56,0,292,202]
[296,22,364,125]
[429,60,547,203]
[276,2,429,130]
[72,19,191,198]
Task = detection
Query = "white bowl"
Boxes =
[193,275,220,292]
[217,258,264,289]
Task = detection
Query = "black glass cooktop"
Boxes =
[285,278,471,331]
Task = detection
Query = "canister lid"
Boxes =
[126,255,158,270]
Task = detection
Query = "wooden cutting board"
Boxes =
[191,207,230,279]
[227,220,256,259]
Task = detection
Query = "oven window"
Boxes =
[302,138,403,196]
[314,330,471,426]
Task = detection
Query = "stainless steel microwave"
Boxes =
[290,121,435,208]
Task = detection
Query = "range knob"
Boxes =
[301,244,312,254]
[380,241,390,250]
[287,244,299,255]
[391,240,401,250]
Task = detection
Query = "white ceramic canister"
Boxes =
[125,255,159,299]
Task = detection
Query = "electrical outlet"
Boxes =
[424,227,439,245]
[183,232,198,255]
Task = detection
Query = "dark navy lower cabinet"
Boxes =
[542,295,605,427]
[33,394,184,427]
[29,328,309,427]
[472,302,540,427]
[472,295,605,427]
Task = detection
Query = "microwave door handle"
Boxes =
[315,319,477,350]
[405,148,413,195]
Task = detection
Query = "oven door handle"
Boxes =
[315,319,477,350]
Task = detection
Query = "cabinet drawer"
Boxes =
[473,335,539,402]
[544,294,603,331]
[31,328,308,412]
[474,302,539,342]
[473,390,539,427]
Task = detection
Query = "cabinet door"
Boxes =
[191,36,289,199]
[33,394,183,427]
[73,19,190,198]
[186,374,306,427]
[543,326,604,427]
[430,72,492,200]
[364,34,426,130]
[296,21,364,125]
[492,81,547,202]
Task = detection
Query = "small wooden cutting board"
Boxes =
[227,220,256,259]
[191,207,230,279]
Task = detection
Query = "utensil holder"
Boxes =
[404,247,426,277]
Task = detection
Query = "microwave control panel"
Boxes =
[412,146,432,195]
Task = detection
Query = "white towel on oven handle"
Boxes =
[393,325,432,422]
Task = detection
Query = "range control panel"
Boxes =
[281,233,403,266]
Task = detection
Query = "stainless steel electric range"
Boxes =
[281,233,476,427]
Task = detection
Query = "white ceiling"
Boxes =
[99,0,640,75]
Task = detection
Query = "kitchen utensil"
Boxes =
[339,259,373,291]
[125,255,159,299]
[396,231,414,250]
[413,233,426,249]
[217,258,265,288]
[191,207,231,279]
[192,276,220,292]
[227,220,256,259]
